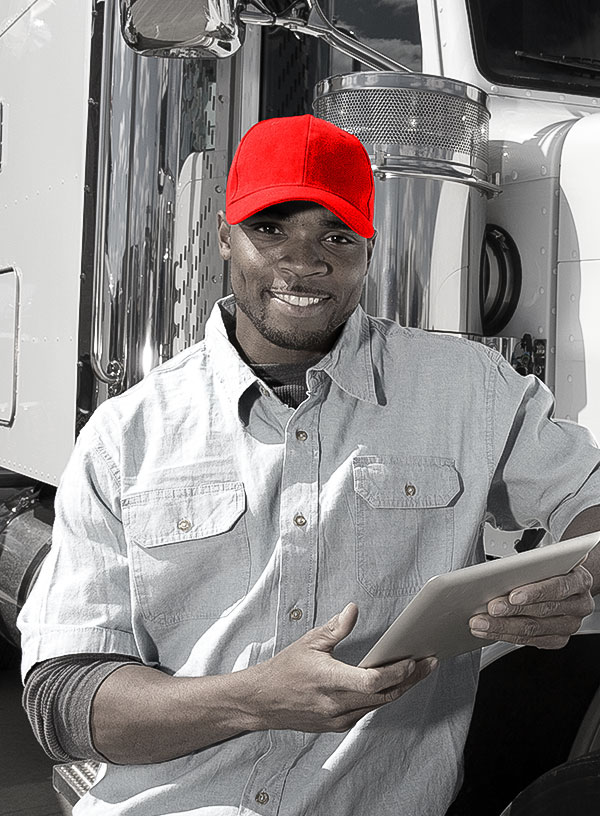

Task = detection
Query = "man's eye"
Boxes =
[325,234,354,244]
[255,224,282,235]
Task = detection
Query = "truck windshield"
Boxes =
[467,0,600,96]
[329,0,422,74]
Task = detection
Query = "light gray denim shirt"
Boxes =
[19,296,600,816]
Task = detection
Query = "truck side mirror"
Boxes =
[119,0,244,58]
[120,0,410,71]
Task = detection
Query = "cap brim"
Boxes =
[226,185,375,239]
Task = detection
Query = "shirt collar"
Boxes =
[204,295,380,408]
[311,304,380,405]
[204,296,261,406]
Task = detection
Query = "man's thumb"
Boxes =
[312,603,358,650]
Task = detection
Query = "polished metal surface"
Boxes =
[91,0,121,389]
[239,0,411,72]
[362,176,485,332]
[93,0,237,397]
[172,150,228,354]
[314,71,490,178]
[53,761,101,805]
[94,0,184,395]
[0,504,51,645]
[314,71,492,334]
[0,267,20,427]
[315,71,490,334]
[120,0,409,71]
[120,0,244,58]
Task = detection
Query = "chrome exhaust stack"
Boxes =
[313,72,495,334]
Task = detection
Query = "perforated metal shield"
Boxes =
[313,72,490,176]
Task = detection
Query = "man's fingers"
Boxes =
[376,656,438,700]
[336,657,438,722]
[308,603,359,651]
[487,593,595,619]
[357,659,417,694]
[496,565,593,608]
[470,613,584,647]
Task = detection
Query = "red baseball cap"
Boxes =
[225,115,375,238]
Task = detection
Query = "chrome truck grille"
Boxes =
[313,73,492,334]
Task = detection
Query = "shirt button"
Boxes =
[294,514,307,527]
[177,518,192,532]
[290,607,303,621]
[255,791,270,805]
[404,483,417,497]
[295,429,308,441]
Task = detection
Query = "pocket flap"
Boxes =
[123,482,246,547]
[353,456,461,508]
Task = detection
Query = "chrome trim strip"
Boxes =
[91,0,120,386]
[372,165,500,195]
[0,266,20,428]
[315,71,487,106]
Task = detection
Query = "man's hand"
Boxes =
[92,603,436,764]
[469,564,595,649]
[247,603,437,733]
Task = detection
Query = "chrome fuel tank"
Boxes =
[313,71,492,333]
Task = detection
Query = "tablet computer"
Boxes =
[358,532,599,668]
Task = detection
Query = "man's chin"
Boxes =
[258,327,333,353]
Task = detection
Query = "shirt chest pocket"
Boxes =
[123,482,250,624]
[352,456,461,598]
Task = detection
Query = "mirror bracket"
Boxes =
[120,0,411,71]
[239,0,411,72]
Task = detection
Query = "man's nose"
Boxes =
[276,239,328,278]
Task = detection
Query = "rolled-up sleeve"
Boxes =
[18,419,138,680]
[486,355,600,540]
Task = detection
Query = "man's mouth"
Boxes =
[270,292,329,308]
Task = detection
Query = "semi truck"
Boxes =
[1,0,600,812]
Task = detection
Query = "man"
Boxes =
[19,115,599,816]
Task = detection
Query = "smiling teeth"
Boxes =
[275,294,324,306]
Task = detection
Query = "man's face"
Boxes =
[217,201,375,363]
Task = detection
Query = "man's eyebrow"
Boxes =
[244,207,354,230]
[318,217,354,230]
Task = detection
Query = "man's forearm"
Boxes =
[92,664,259,764]
[92,605,435,765]
[561,504,600,594]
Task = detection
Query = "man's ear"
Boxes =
[365,230,377,270]
[217,211,232,260]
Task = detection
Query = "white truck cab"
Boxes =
[1,1,600,812]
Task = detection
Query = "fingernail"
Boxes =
[471,617,489,631]
[490,600,509,616]
[510,591,527,605]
